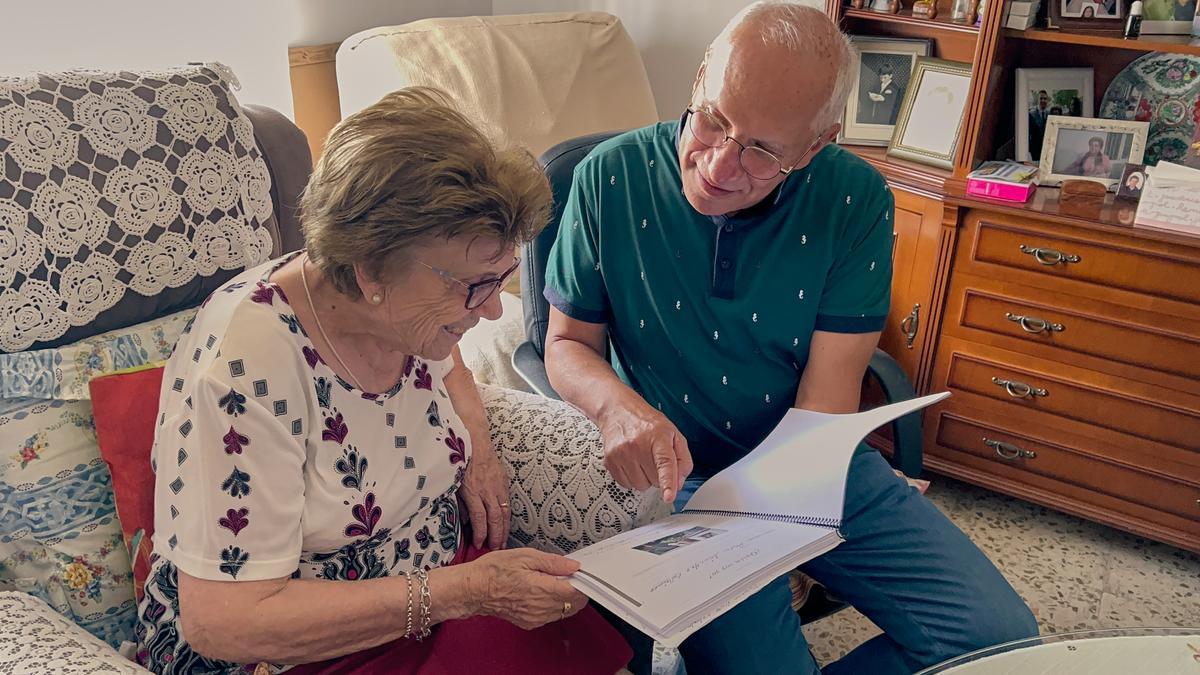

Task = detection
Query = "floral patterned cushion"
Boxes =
[0,591,150,673]
[0,308,195,648]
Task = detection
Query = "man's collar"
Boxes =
[673,109,797,231]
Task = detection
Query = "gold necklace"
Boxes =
[299,253,364,391]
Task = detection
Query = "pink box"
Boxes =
[966,178,1037,202]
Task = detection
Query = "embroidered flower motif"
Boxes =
[345,492,382,538]
[238,154,274,222]
[179,147,238,214]
[413,363,432,391]
[103,159,181,237]
[62,561,95,592]
[222,426,249,455]
[75,87,154,159]
[0,199,45,289]
[221,466,252,498]
[157,83,222,144]
[446,428,467,464]
[322,412,349,444]
[125,232,196,296]
[219,507,250,536]
[58,256,122,326]
[0,98,77,174]
[194,217,252,276]
[218,388,247,416]
[0,279,69,352]
[30,176,106,257]
[219,546,249,578]
[335,447,368,491]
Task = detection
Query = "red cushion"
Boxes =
[89,364,165,601]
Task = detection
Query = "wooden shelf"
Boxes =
[845,7,981,34]
[841,144,952,195]
[1004,28,1200,56]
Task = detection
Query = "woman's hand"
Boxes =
[467,548,588,629]
[459,442,511,550]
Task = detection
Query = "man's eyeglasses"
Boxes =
[686,107,820,181]
[417,257,520,310]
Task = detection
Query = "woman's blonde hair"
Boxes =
[300,87,551,296]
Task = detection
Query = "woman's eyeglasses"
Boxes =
[417,257,521,310]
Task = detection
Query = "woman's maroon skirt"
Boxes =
[288,544,632,675]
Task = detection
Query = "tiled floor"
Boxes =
[652,476,1200,673]
[800,476,1200,666]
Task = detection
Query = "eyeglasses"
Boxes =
[417,257,520,310]
[686,107,820,181]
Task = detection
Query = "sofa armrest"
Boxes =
[479,384,671,554]
[511,341,561,400]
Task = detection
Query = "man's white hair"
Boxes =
[717,1,857,135]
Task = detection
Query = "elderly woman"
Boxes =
[1065,136,1113,178]
[135,88,631,675]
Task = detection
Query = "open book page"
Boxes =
[682,393,948,524]
[568,512,839,647]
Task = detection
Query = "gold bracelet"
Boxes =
[403,572,415,639]
[415,568,432,640]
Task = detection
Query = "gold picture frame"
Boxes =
[1038,116,1149,190]
[886,57,974,170]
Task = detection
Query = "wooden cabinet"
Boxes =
[924,209,1200,553]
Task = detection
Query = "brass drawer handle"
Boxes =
[1005,312,1065,334]
[1020,244,1081,266]
[991,377,1048,399]
[900,303,920,349]
[984,437,1037,460]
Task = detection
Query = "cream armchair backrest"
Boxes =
[336,12,659,158]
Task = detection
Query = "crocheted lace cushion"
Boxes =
[480,384,672,554]
[0,63,276,353]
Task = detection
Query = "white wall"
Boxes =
[492,0,758,117]
[289,0,493,46]
[2,0,295,115]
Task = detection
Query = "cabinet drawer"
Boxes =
[928,407,1200,548]
[943,273,1200,393]
[932,336,1200,475]
[959,212,1200,313]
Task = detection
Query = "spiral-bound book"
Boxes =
[567,392,949,648]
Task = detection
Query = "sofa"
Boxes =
[0,63,667,671]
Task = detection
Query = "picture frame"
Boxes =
[1015,68,1095,163]
[1039,116,1149,190]
[1116,162,1147,201]
[887,57,974,170]
[1140,0,1197,34]
[839,36,934,146]
[1048,0,1124,30]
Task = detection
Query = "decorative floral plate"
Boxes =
[1100,53,1200,166]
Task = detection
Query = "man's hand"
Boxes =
[459,442,511,550]
[597,402,694,503]
[869,92,885,102]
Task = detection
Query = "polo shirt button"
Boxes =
[723,224,734,233]
[720,259,732,270]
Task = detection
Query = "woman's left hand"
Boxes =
[459,442,511,550]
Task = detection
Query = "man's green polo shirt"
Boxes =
[545,121,894,477]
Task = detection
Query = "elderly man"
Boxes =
[542,2,1038,674]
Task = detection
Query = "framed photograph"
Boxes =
[1117,163,1147,200]
[1039,116,1150,189]
[1141,0,1197,34]
[1015,68,1095,163]
[1049,0,1124,29]
[887,57,974,170]
[839,36,934,146]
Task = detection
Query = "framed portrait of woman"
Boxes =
[1039,116,1150,190]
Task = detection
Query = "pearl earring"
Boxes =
[370,293,383,305]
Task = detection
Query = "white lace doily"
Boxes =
[480,384,672,554]
[0,63,273,352]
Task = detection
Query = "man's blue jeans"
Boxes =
[641,450,1038,674]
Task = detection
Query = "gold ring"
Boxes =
[562,600,572,618]
[499,502,510,508]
